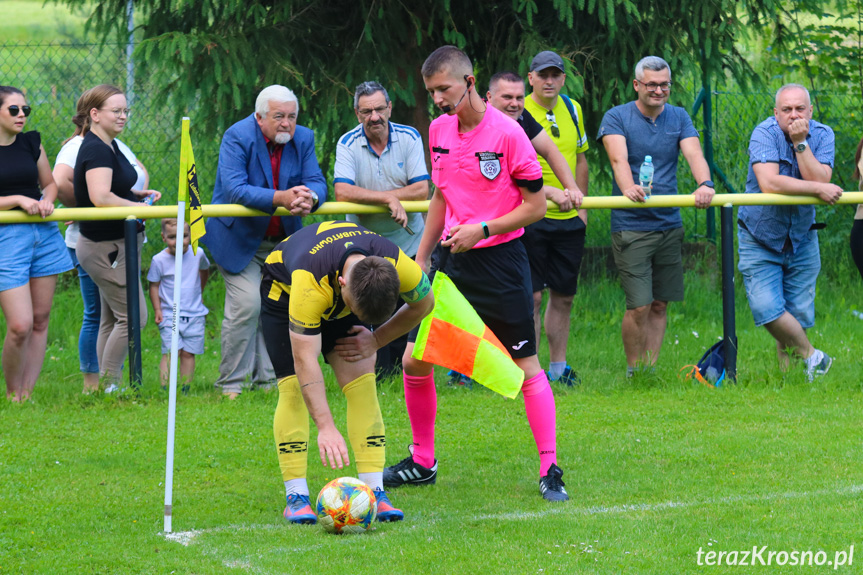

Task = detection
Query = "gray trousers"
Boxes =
[76,233,147,384]
[214,241,277,394]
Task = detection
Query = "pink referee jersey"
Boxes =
[429,105,543,248]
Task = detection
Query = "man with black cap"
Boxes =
[523,50,589,387]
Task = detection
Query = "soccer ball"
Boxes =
[315,477,377,534]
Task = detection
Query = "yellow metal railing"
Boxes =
[1,193,862,223]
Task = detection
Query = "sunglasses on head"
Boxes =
[546,111,560,138]
[7,105,31,117]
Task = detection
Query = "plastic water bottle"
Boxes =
[639,156,654,200]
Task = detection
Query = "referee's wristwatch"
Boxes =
[698,180,714,189]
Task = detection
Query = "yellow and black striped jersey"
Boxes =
[261,221,429,335]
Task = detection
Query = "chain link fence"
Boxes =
[0,41,219,201]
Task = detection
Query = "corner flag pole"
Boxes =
[164,117,192,533]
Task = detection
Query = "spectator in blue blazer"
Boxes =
[204,85,327,398]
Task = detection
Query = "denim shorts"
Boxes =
[158,314,206,355]
[0,222,74,291]
[737,227,820,328]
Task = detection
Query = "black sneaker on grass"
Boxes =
[383,446,438,487]
[539,463,569,502]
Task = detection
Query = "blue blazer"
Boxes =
[203,114,327,274]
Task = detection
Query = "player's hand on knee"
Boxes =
[318,427,349,469]
[334,326,378,361]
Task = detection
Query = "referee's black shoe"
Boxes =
[539,464,570,502]
[383,446,438,487]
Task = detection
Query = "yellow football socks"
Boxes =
[274,375,310,481]
[342,373,386,474]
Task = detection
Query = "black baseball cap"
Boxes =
[530,51,565,73]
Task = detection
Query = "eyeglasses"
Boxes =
[546,111,560,138]
[358,105,388,118]
[6,105,31,117]
[100,107,131,117]
[636,80,673,92]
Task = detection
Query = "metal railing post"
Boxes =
[720,205,738,382]
[124,216,143,391]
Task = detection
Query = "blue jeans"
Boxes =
[738,227,820,328]
[69,247,100,374]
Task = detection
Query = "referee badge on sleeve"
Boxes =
[476,151,503,180]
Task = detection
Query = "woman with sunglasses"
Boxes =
[53,85,150,393]
[0,86,74,401]
[72,85,160,388]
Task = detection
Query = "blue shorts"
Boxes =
[158,315,206,355]
[0,222,73,292]
[737,227,820,328]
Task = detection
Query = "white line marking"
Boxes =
[161,483,863,545]
[477,483,863,521]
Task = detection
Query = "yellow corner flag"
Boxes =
[178,118,206,254]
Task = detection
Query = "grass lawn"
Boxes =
[0,0,87,43]
[1,264,862,573]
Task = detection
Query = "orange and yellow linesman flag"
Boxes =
[178,118,205,254]
[411,272,524,399]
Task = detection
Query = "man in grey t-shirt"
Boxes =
[597,56,714,377]
[334,81,431,375]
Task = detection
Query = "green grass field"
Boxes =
[2,265,862,574]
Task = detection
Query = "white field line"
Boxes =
[162,483,863,546]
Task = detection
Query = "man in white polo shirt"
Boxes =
[334,81,431,376]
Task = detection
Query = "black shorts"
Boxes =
[852,218,863,282]
[521,216,586,295]
[261,298,369,379]
[408,240,536,359]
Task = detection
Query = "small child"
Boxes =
[147,219,210,391]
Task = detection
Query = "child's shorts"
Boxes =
[158,315,206,355]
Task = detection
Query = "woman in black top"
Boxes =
[0,86,73,402]
[73,85,160,386]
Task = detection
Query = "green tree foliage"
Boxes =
[763,1,863,108]
[58,0,783,175]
